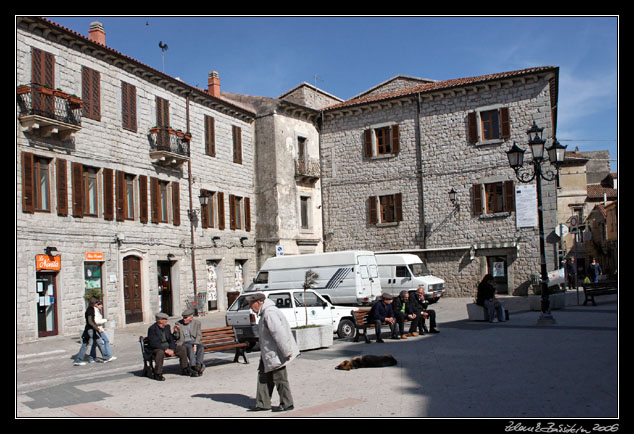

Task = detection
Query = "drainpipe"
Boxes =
[415,93,426,249]
[186,92,198,312]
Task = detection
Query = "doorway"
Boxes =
[36,272,59,337]
[487,255,508,295]
[123,256,143,323]
[157,261,173,316]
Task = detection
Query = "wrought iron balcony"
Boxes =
[17,84,82,140]
[148,127,190,168]
[295,157,320,181]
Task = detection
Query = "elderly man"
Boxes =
[409,285,440,334]
[147,312,189,381]
[246,292,299,412]
[368,293,397,342]
[173,308,205,377]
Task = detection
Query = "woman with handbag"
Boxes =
[477,274,505,323]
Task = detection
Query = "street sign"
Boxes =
[569,215,579,231]
[276,245,284,257]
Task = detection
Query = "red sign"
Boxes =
[85,252,104,261]
[36,255,61,271]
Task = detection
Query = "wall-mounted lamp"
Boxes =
[44,246,58,257]
[212,236,221,247]
[167,253,176,263]
[239,236,248,246]
[189,191,210,220]
[448,188,458,205]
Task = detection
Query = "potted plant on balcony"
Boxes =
[183,131,192,141]
[68,94,82,107]
[175,129,184,138]
[54,88,69,99]
[149,126,160,135]
[38,84,54,95]
[17,84,31,95]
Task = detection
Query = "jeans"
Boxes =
[484,299,505,323]
[75,329,108,362]
[90,330,112,360]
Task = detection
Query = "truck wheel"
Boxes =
[337,319,355,339]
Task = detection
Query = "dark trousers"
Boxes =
[418,309,437,332]
[152,345,188,374]
[394,312,419,335]
[256,359,294,409]
[372,319,395,340]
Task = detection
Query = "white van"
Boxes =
[249,250,382,305]
[225,289,357,347]
[376,253,446,303]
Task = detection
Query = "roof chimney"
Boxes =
[208,71,220,98]
[89,21,106,46]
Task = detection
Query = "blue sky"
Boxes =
[45,16,618,171]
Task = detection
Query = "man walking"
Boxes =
[246,292,299,412]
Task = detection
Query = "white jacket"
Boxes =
[257,298,300,373]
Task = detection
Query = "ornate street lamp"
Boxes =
[506,121,566,324]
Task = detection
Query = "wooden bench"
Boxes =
[582,280,617,306]
[351,308,414,343]
[140,325,248,378]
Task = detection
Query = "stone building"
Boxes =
[16,17,256,343]
[319,67,561,297]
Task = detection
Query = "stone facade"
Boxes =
[320,67,560,298]
[16,17,256,343]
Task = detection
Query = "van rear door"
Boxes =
[358,254,382,302]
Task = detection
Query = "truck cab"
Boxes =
[376,253,446,303]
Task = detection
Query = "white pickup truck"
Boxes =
[226,289,357,348]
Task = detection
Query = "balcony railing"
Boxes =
[148,127,190,168]
[17,84,82,140]
[295,157,320,181]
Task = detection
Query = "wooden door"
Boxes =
[123,256,143,323]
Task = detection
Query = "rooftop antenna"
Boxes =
[159,41,168,73]
[314,73,323,89]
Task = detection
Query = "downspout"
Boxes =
[415,93,426,249]
[318,110,326,251]
[186,92,198,311]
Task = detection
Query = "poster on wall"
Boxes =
[515,184,538,228]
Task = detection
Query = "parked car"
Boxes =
[226,289,358,348]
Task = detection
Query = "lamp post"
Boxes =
[506,121,566,324]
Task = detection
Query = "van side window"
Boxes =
[254,271,268,284]
[269,293,292,309]
[396,266,410,278]
[294,292,326,307]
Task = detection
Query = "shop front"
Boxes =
[35,253,61,337]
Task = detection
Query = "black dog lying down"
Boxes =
[335,354,397,371]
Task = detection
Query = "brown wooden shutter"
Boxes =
[244,197,251,232]
[499,107,510,139]
[103,168,114,220]
[364,129,373,158]
[201,190,210,229]
[504,180,515,212]
[229,194,236,230]
[472,184,483,216]
[71,162,84,217]
[31,48,55,116]
[205,116,216,157]
[56,158,68,216]
[232,126,242,164]
[394,193,403,222]
[156,97,170,147]
[391,125,400,154]
[467,112,478,144]
[122,82,137,132]
[116,171,125,221]
[139,175,148,223]
[368,196,378,224]
[82,66,101,121]
[217,192,225,230]
[21,152,35,214]
[172,182,180,226]
[150,177,159,223]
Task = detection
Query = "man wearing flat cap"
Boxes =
[174,308,205,377]
[246,292,299,412]
[368,293,397,342]
[147,312,189,381]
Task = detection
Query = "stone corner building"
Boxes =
[319,66,560,297]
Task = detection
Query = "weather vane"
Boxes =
[159,41,168,73]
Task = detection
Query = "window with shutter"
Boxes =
[232,126,242,164]
[363,124,401,158]
[205,115,216,157]
[56,159,68,216]
[71,162,84,217]
[82,66,101,121]
[121,81,137,132]
[31,48,55,117]
[139,175,148,223]
[217,192,225,230]
[368,193,403,224]
[473,181,515,216]
[21,152,35,214]
[103,168,114,221]
[155,97,170,147]
[467,106,511,144]
[172,182,180,226]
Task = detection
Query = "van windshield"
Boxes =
[410,263,431,276]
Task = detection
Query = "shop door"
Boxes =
[123,256,143,323]
[487,256,508,295]
[157,261,172,316]
[36,272,59,337]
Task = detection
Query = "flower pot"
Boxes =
[38,86,53,95]
[17,85,30,95]
[54,89,68,99]
[291,324,333,351]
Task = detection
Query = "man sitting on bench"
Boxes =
[173,308,205,377]
[147,312,189,381]
[368,293,397,343]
